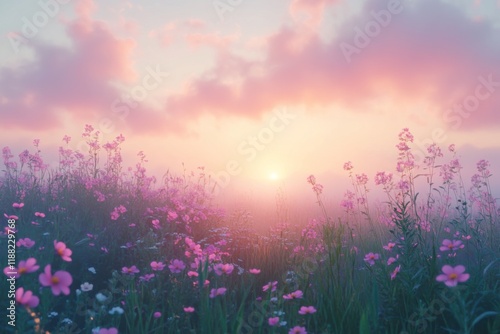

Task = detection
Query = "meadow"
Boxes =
[1,126,499,334]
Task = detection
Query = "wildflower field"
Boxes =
[1,127,499,334]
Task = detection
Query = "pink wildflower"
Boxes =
[391,265,401,280]
[262,281,278,292]
[16,287,39,308]
[374,171,393,186]
[184,307,195,313]
[356,173,368,185]
[187,271,199,277]
[167,210,178,222]
[209,288,227,298]
[139,274,155,282]
[289,326,307,334]
[397,180,410,191]
[439,239,464,252]
[150,261,166,271]
[298,306,317,315]
[364,253,380,266]
[268,317,280,326]
[151,219,160,229]
[249,268,261,274]
[116,205,127,213]
[383,242,396,251]
[169,259,186,273]
[476,159,490,173]
[4,258,39,278]
[436,265,469,287]
[54,240,72,262]
[398,128,414,142]
[122,266,140,275]
[17,238,35,248]
[214,263,234,276]
[283,290,303,300]
[39,265,72,296]
[312,183,323,195]
[343,161,353,171]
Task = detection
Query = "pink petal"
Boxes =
[39,273,50,286]
[52,285,61,295]
[436,274,447,282]
[445,280,458,287]
[55,271,73,285]
[61,286,70,295]
[441,265,453,274]
[16,288,24,301]
[22,290,33,303]
[29,296,39,307]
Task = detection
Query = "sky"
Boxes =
[1,0,499,218]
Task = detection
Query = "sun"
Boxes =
[268,172,279,181]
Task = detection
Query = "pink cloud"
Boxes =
[119,18,139,35]
[150,19,229,49]
[0,0,135,130]
[185,31,239,49]
[149,22,177,47]
[183,17,240,49]
[161,0,500,132]
[1,0,499,136]
[289,0,338,29]
[184,19,206,29]
[75,0,96,19]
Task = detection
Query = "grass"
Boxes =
[0,126,499,334]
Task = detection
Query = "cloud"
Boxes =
[289,0,339,29]
[161,0,500,132]
[0,0,135,131]
[185,31,239,49]
[1,0,499,136]
[148,22,177,47]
